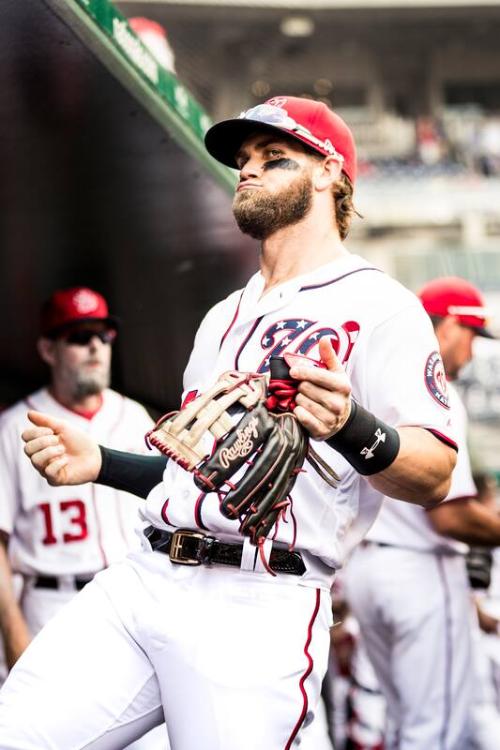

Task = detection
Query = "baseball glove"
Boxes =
[466,546,493,590]
[145,358,338,555]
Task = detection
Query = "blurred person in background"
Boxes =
[474,118,500,177]
[0,286,166,750]
[416,115,446,166]
[345,276,500,750]
[325,575,386,750]
[466,472,500,750]
[128,17,176,75]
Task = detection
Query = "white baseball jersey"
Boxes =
[0,387,153,577]
[365,380,476,553]
[144,253,455,587]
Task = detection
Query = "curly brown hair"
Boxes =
[333,174,356,240]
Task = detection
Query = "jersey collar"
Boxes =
[238,254,369,325]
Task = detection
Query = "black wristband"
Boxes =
[97,447,168,499]
[325,400,400,476]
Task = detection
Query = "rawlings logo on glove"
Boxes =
[219,416,260,469]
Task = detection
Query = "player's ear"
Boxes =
[37,337,57,368]
[313,155,342,192]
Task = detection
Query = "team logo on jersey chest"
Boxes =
[425,351,450,408]
[257,318,360,372]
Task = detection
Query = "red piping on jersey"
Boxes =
[219,290,244,350]
[299,267,382,292]
[425,428,458,451]
[234,317,263,370]
[284,588,321,750]
[161,499,171,526]
[194,492,209,530]
[91,484,108,569]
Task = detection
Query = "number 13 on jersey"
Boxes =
[38,500,88,545]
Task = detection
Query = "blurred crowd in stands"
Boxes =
[358,112,500,181]
[123,13,500,184]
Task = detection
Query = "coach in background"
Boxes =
[345,276,500,750]
[0,287,165,750]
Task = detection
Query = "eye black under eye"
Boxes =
[262,157,300,172]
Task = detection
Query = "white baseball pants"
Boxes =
[0,550,332,750]
[344,543,473,750]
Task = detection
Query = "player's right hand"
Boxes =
[22,411,102,487]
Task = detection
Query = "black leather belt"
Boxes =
[145,526,306,576]
[32,575,93,591]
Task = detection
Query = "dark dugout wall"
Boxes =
[0,0,257,412]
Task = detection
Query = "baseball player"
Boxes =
[466,475,500,750]
[323,575,386,750]
[0,97,457,750]
[0,287,166,749]
[345,276,500,750]
[331,615,386,749]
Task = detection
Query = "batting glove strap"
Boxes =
[325,399,400,476]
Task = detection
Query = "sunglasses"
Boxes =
[62,329,117,346]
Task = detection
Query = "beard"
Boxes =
[232,170,313,240]
[72,366,110,399]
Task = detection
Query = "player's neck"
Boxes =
[259,212,348,293]
[48,385,104,419]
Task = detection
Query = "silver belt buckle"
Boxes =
[169,529,205,565]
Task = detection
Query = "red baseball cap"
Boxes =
[40,287,119,337]
[418,276,494,338]
[128,17,168,39]
[204,95,357,184]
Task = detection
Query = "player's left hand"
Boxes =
[288,337,352,440]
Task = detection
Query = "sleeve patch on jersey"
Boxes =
[424,351,450,409]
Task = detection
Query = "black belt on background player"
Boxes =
[31,574,93,591]
[145,525,306,576]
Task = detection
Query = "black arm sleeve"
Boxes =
[96,446,167,499]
